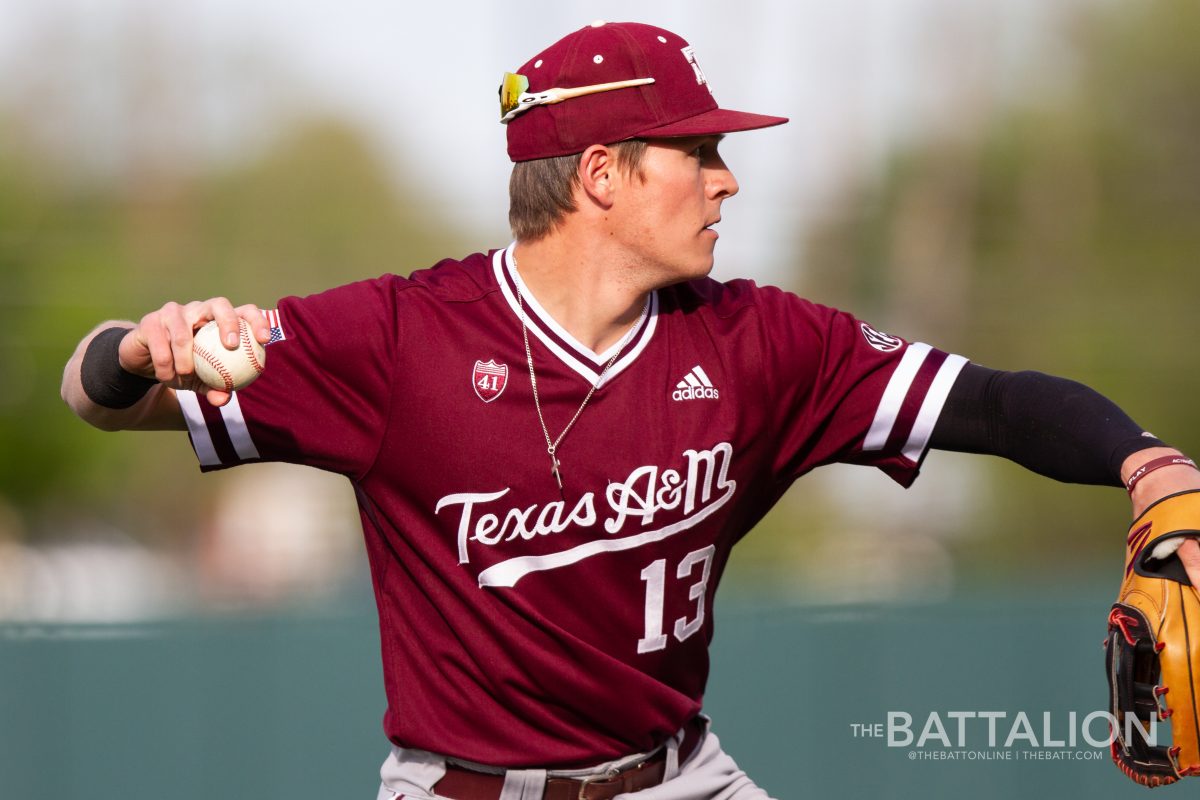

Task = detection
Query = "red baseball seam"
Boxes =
[240,323,265,374]
[194,346,235,391]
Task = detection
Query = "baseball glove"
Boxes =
[1106,489,1200,787]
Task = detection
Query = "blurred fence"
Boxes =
[0,582,1161,800]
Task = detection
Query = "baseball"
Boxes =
[191,319,266,392]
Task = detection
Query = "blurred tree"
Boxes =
[796,0,1200,572]
[0,112,468,544]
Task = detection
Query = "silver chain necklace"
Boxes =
[515,281,648,494]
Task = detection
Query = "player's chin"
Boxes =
[695,236,718,271]
[655,257,713,288]
[680,256,715,283]
[657,241,716,284]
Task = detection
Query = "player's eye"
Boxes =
[691,136,724,161]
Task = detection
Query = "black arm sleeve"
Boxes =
[929,363,1165,486]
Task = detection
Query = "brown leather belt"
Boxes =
[433,718,705,800]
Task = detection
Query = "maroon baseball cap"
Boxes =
[504,21,788,162]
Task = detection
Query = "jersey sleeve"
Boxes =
[177,276,402,478]
[757,285,968,487]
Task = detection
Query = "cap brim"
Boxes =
[634,108,788,138]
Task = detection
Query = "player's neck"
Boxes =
[512,236,650,354]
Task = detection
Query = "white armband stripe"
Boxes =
[220,393,260,461]
[863,343,931,452]
[177,390,221,467]
[902,354,969,463]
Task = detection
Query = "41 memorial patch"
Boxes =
[473,359,509,403]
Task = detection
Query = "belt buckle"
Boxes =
[576,765,621,800]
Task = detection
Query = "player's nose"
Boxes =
[707,157,739,200]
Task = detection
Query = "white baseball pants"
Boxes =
[376,721,776,800]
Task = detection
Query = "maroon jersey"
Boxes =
[178,244,967,767]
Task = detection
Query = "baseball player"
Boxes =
[62,21,1200,798]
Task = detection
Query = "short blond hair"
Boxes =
[508,140,647,241]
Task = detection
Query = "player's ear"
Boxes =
[578,144,615,208]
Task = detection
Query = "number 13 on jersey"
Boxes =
[637,545,716,654]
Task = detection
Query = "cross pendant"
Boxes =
[550,455,563,491]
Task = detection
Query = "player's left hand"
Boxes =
[1180,537,1200,588]
[1124,448,1200,588]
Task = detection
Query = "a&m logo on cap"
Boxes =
[680,46,709,91]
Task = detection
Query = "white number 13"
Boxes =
[637,545,716,654]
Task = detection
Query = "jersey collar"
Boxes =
[493,243,659,386]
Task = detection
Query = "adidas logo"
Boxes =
[672,365,719,401]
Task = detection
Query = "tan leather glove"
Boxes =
[1107,490,1200,787]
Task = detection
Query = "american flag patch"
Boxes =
[265,309,286,344]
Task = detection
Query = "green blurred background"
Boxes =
[2,0,1198,797]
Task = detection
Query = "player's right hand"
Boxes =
[119,298,271,407]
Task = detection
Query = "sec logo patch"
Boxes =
[860,323,903,353]
[472,359,508,403]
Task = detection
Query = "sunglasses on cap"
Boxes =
[498,72,655,124]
